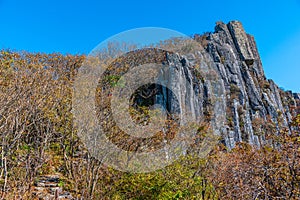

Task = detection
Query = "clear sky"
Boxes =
[0,0,299,92]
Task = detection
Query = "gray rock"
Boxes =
[202,21,299,148]
[227,21,254,62]
[33,174,74,200]
[146,20,299,150]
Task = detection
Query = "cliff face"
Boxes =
[209,21,300,148]
[206,21,300,148]
[154,21,300,149]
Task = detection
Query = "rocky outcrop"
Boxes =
[152,21,299,149]
[204,21,299,148]
[33,174,73,200]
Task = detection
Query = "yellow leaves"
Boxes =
[0,50,81,149]
[99,154,217,199]
[295,114,300,127]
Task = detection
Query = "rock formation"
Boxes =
[148,21,300,149]
[33,174,73,199]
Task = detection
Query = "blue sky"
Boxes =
[0,0,299,92]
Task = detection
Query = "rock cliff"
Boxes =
[205,21,300,148]
[149,21,300,149]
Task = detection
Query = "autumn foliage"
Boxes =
[0,49,299,199]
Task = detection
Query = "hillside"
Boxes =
[0,21,299,199]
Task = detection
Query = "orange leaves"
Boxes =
[208,126,300,199]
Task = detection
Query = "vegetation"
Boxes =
[0,49,299,199]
